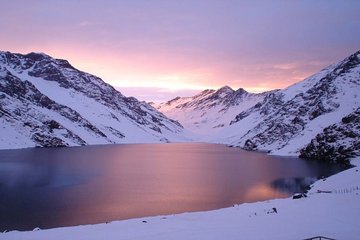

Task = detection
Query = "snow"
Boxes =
[14,69,165,143]
[0,52,190,149]
[273,62,360,155]
[155,87,265,138]
[202,53,360,155]
[1,51,360,239]
[0,118,36,149]
[2,157,359,240]
[2,50,359,152]
[274,102,357,156]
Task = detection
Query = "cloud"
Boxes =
[1,0,359,102]
[273,63,298,71]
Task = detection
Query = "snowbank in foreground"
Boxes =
[2,158,360,240]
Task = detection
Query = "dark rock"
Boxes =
[299,108,360,164]
[293,193,307,199]
[243,139,257,151]
[45,120,61,130]
[31,133,68,148]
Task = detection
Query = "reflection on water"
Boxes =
[0,143,345,231]
[271,177,317,194]
[244,183,289,201]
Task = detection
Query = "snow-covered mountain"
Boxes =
[1,50,359,161]
[213,50,360,162]
[152,86,270,136]
[0,51,187,149]
[153,50,360,162]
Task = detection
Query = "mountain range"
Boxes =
[0,51,188,149]
[153,51,360,163]
[152,86,271,135]
[1,50,359,163]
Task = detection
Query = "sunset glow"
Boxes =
[1,1,359,101]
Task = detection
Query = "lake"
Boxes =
[0,143,345,231]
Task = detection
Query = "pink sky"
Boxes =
[1,1,359,102]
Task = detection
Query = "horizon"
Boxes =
[1,1,360,102]
[2,48,357,103]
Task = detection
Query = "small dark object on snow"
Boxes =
[266,207,278,214]
[317,190,332,193]
[303,236,336,240]
[293,193,307,199]
[142,220,147,223]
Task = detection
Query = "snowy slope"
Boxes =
[212,50,360,159]
[1,50,359,159]
[153,86,269,138]
[300,107,360,163]
[0,51,188,149]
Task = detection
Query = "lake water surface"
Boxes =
[0,143,345,231]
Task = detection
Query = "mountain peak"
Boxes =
[26,52,50,59]
[235,87,247,94]
[0,50,185,149]
[25,52,75,69]
[213,86,234,99]
[217,86,234,92]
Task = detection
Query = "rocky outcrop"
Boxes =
[223,50,360,156]
[299,108,360,164]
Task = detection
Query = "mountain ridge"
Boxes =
[152,85,271,136]
[224,51,360,153]
[1,50,359,163]
[154,50,360,162]
[0,51,187,149]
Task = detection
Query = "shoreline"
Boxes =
[2,157,359,239]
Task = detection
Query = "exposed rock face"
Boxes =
[0,51,185,149]
[299,108,360,164]
[214,50,360,157]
